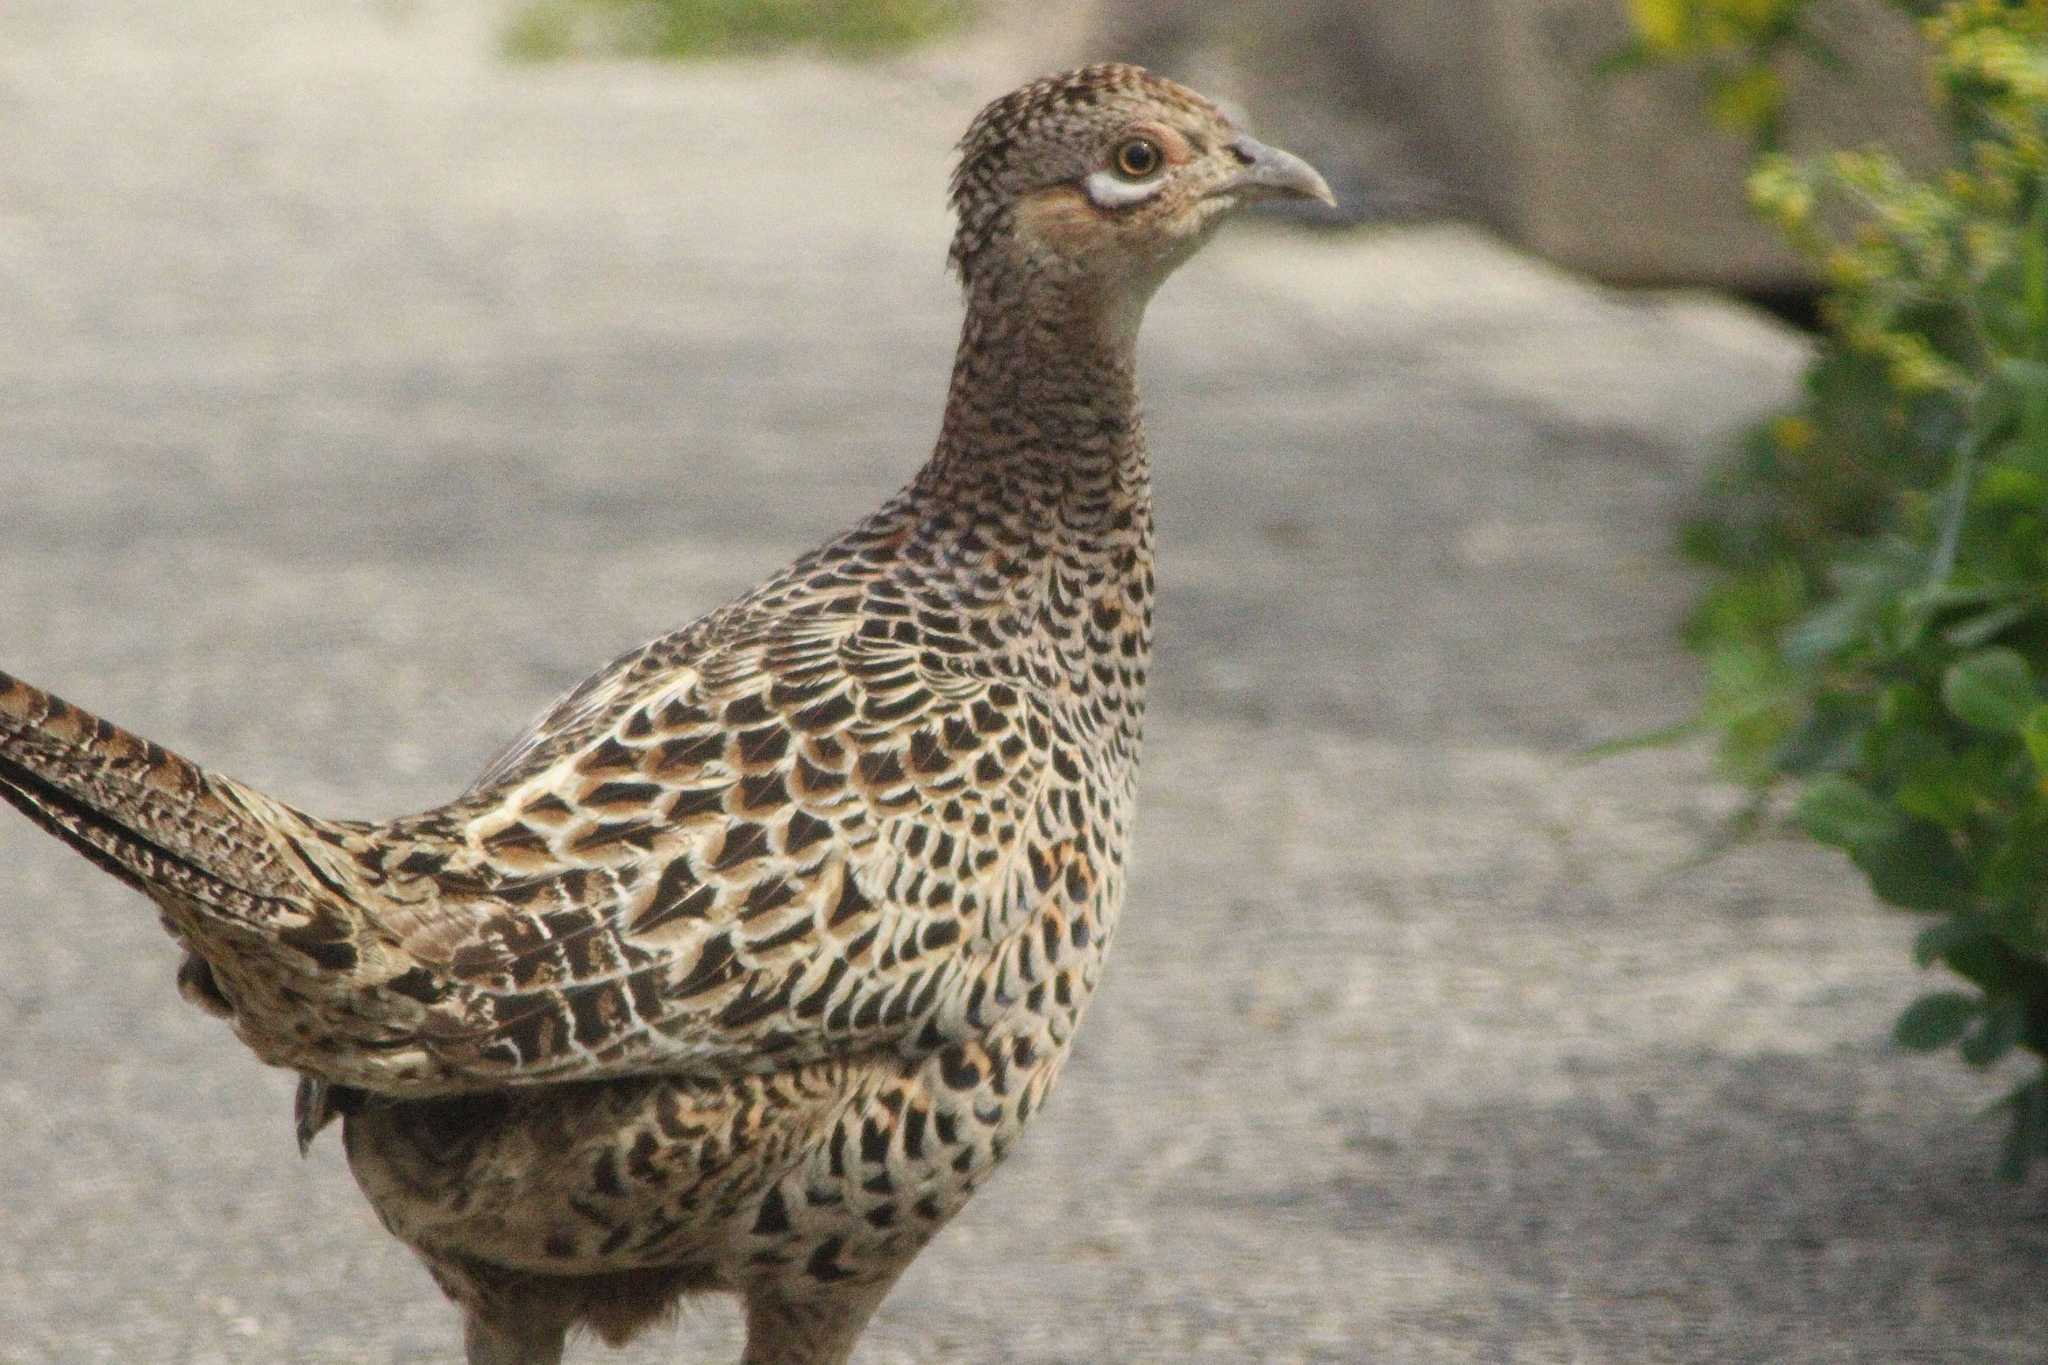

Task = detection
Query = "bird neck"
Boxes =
[911,268,1154,564]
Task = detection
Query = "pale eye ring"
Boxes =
[1113,137,1163,180]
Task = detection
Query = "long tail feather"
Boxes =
[0,670,306,919]
[0,669,446,1098]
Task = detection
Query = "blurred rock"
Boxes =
[984,0,1945,286]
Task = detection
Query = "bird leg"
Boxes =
[740,1272,902,1365]
[464,1305,569,1365]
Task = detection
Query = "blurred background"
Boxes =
[3,1,2046,1361]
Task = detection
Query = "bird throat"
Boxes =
[915,267,1154,568]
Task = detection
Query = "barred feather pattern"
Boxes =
[0,63,1286,1363]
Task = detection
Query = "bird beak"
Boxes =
[1222,135,1336,207]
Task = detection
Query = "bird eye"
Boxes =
[1113,137,1163,180]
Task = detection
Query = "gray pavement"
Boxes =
[1,3,2041,1362]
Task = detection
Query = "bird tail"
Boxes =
[0,665,407,1018]
[0,669,480,1112]
[0,669,316,923]
[0,668,416,1077]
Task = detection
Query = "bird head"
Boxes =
[948,65,1333,326]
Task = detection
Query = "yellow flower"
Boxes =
[1962,221,2008,272]
[1748,156,1814,231]
[1825,247,1875,288]
[1770,415,1817,452]
[1711,67,1786,131]
[1629,0,1689,53]
[1878,334,1965,394]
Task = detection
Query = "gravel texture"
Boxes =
[1,4,2039,1361]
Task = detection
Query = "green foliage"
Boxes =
[1609,0,1811,144]
[1612,0,1953,146]
[505,0,972,62]
[1628,0,2048,1176]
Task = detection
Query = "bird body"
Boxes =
[0,65,1330,1364]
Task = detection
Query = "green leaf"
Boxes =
[1914,916,1992,969]
[1864,722,1948,785]
[1961,1000,2024,1067]
[1995,1078,2048,1183]
[1893,991,1981,1052]
[1986,893,2048,957]
[1973,466,2048,511]
[1853,821,1973,913]
[1944,601,2033,649]
[1922,441,1978,593]
[1795,776,1899,851]
[1782,593,1873,667]
[1943,648,2038,733]
[1938,925,2035,997]
[1972,362,2031,456]
[1769,697,1867,776]
[2023,704,2048,776]
[1997,358,2048,398]
[1878,682,1941,733]
[1894,755,1978,828]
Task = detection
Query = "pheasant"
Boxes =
[0,64,1330,1364]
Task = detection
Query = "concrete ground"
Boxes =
[1,3,2040,1362]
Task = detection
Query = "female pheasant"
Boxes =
[0,65,1329,1364]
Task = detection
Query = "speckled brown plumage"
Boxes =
[0,65,1329,1365]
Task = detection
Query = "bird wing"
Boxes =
[333,606,1054,1092]
[1,593,1062,1096]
